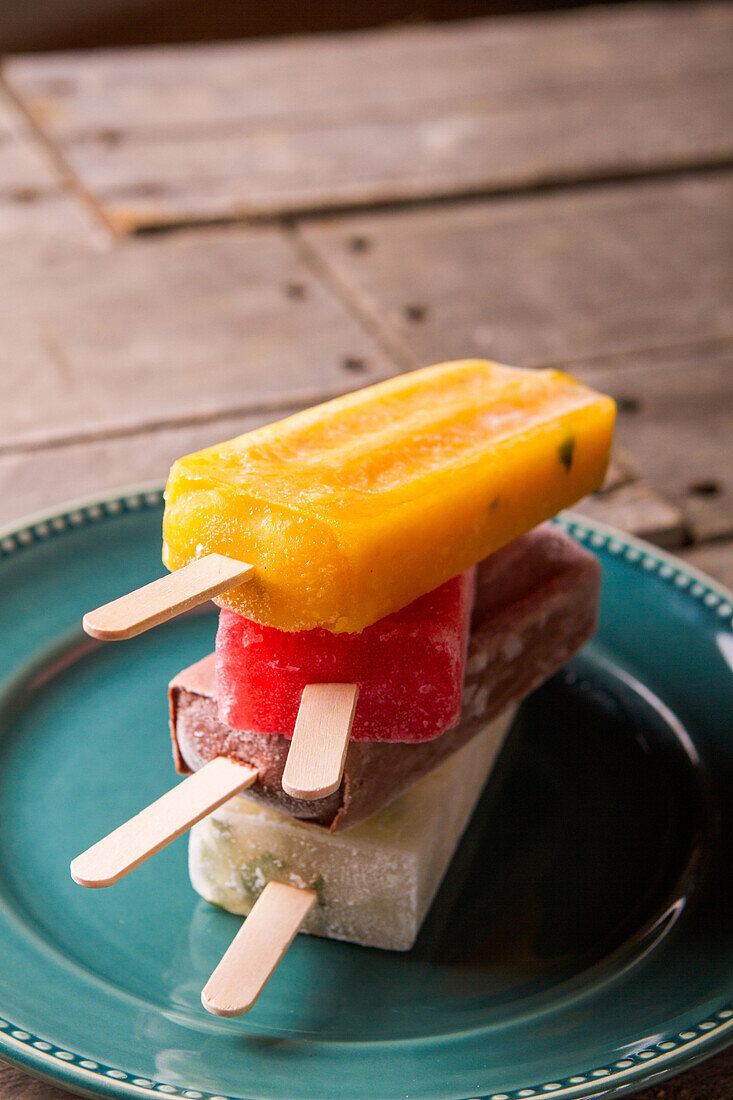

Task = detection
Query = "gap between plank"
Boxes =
[0,335,731,459]
[284,221,420,374]
[121,159,733,237]
[0,69,119,241]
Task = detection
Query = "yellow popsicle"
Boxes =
[163,360,615,633]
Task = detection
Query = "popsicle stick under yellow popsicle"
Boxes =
[202,881,317,1017]
[281,683,359,801]
[71,757,258,888]
[82,554,255,641]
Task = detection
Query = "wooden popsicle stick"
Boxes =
[71,757,258,888]
[202,881,317,1017]
[281,683,359,801]
[82,554,255,641]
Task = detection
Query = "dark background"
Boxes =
[2,0,635,53]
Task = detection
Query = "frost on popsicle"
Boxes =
[189,708,516,951]
[215,568,475,742]
[163,360,615,633]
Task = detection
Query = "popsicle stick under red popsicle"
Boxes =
[82,553,255,641]
[281,683,359,801]
[71,757,258,888]
[80,559,359,804]
[202,881,317,1017]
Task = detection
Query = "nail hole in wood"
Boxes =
[686,479,722,498]
[284,282,307,300]
[342,356,368,373]
[10,187,40,204]
[131,181,166,198]
[617,396,642,413]
[404,304,427,323]
[347,236,371,254]
[98,129,123,146]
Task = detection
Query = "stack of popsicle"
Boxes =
[75,359,615,1017]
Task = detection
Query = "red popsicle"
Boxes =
[216,568,476,743]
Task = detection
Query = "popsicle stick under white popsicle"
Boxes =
[202,881,317,1017]
[71,757,258,888]
[82,554,254,641]
[282,683,359,801]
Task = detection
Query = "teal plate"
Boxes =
[0,488,731,1100]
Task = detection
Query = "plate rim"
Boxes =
[2,479,732,608]
[0,483,731,1100]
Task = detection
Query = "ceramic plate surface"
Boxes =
[0,488,731,1100]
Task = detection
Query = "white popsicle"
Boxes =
[190,706,516,951]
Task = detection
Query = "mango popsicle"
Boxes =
[163,360,615,634]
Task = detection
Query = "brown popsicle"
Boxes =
[170,524,601,833]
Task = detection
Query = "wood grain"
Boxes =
[0,212,396,450]
[7,5,733,137]
[579,345,733,542]
[32,81,733,233]
[70,757,258,888]
[680,540,733,592]
[301,177,732,542]
[201,881,317,1016]
[0,89,58,198]
[282,683,359,800]
[0,1058,76,1100]
[300,175,733,370]
[4,4,732,229]
[0,409,299,527]
[575,478,689,550]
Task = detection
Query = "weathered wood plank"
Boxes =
[302,176,732,541]
[0,1057,82,1100]
[300,175,733,369]
[0,196,111,443]
[45,81,733,233]
[680,539,733,591]
[575,479,689,550]
[7,4,733,137]
[0,189,104,266]
[0,410,299,526]
[580,345,733,542]
[0,205,397,449]
[5,4,732,229]
[0,89,58,198]
[565,448,686,550]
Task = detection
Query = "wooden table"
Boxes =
[0,4,731,1096]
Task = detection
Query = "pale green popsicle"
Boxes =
[189,706,515,951]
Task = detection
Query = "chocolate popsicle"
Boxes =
[170,524,599,833]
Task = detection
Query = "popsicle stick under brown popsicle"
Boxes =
[202,881,317,1017]
[82,553,255,641]
[81,558,357,804]
[281,683,359,801]
[71,756,258,888]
